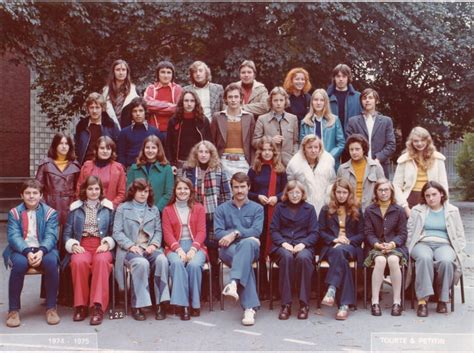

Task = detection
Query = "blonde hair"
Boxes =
[185,140,221,171]
[283,68,312,95]
[300,134,325,162]
[252,136,285,174]
[281,180,308,202]
[267,86,290,110]
[405,126,437,171]
[302,89,336,128]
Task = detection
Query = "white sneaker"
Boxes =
[242,308,256,326]
[222,280,239,301]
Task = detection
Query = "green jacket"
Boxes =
[127,162,174,211]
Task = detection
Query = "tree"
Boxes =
[1,2,472,147]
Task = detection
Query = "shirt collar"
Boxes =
[271,112,285,122]
[131,121,149,130]
[225,109,243,119]
[231,197,249,207]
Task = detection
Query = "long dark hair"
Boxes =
[106,59,132,102]
[327,178,360,221]
[47,132,76,161]
[174,90,205,123]
[78,175,104,201]
[125,178,154,207]
[168,176,196,208]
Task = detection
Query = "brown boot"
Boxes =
[6,311,20,328]
[46,308,60,325]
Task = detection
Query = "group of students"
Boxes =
[3,59,465,329]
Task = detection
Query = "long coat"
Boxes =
[252,112,299,166]
[318,205,365,263]
[36,157,81,225]
[62,199,115,269]
[346,113,396,177]
[364,203,408,259]
[270,201,319,254]
[112,201,163,290]
[337,157,385,211]
[406,203,466,286]
[327,83,362,136]
[234,80,269,117]
[393,151,449,208]
[102,83,139,128]
[126,162,174,212]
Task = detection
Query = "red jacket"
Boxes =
[76,160,126,209]
[162,202,208,258]
[144,82,183,131]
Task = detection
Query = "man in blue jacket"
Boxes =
[214,172,264,326]
[327,64,362,137]
[3,179,60,327]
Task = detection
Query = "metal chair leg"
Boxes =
[401,265,405,311]
[363,266,367,310]
[353,262,358,310]
[123,265,128,316]
[269,260,274,310]
[460,274,465,304]
[219,261,224,311]
[208,262,213,312]
[111,264,115,312]
[316,263,321,309]
[451,280,455,312]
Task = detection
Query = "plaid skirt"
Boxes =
[364,248,407,268]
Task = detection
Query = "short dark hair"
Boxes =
[420,181,448,205]
[125,178,155,207]
[332,64,352,83]
[230,172,250,187]
[129,97,148,118]
[345,134,369,157]
[155,60,176,82]
[78,175,104,201]
[94,136,117,161]
[20,179,43,194]
[47,132,76,161]
[360,88,380,106]
[224,83,244,102]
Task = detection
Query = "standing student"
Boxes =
[76,136,126,209]
[113,179,170,321]
[162,177,207,320]
[327,63,362,137]
[300,89,345,170]
[117,97,164,169]
[183,61,224,121]
[337,134,385,211]
[63,176,115,325]
[36,132,81,226]
[270,180,318,320]
[248,137,287,297]
[346,88,396,178]
[233,60,269,118]
[166,89,212,172]
[127,135,174,212]
[393,126,449,217]
[215,173,264,326]
[252,86,299,167]
[183,141,232,299]
[210,83,255,177]
[102,59,139,128]
[4,180,60,327]
[144,61,183,134]
[286,134,335,216]
[319,178,364,320]
[283,67,312,124]
[75,92,120,165]
[364,179,407,317]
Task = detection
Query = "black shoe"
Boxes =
[155,304,166,320]
[73,306,88,322]
[417,304,428,317]
[371,304,382,316]
[190,308,200,317]
[90,304,103,325]
[278,305,291,320]
[391,303,402,316]
[180,306,190,321]
[297,305,309,320]
[132,308,146,321]
[436,301,447,313]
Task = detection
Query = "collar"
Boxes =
[153,81,175,89]
[231,198,249,208]
[88,119,102,127]
[271,112,285,122]
[131,121,149,130]
[225,109,243,119]
[193,82,210,89]
[363,112,377,120]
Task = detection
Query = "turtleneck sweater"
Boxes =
[176,199,191,241]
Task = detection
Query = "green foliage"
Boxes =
[455,133,474,201]
[0,2,472,144]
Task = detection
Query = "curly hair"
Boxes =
[251,136,285,174]
[283,67,312,95]
[136,135,168,167]
[174,89,205,123]
[327,178,360,221]
[125,178,154,207]
[345,134,369,158]
[168,176,197,208]
[405,126,437,171]
[184,140,221,171]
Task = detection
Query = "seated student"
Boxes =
[102,59,139,128]
[252,86,299,167]
[166,89,212,173]
[337,134,384,212]
[117,97,164,169]
[3,180,60,328]
[127,135,174,212]
[75,92,120,165]
[248,136,287,297]
[214,172,264,326]
[319,178,364,320]
[407,181,466,317]
[113,179,170,321]
[364,178,408,317]
[144,61,183,134]
[162,177,207,320]
[63,176,115,325]
[270,180,318,320]
[76,136,126,209]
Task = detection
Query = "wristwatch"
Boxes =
[234,230,240,239]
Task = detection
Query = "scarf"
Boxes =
[263,161,277,258]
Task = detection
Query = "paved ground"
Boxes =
[0,202,473,352]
